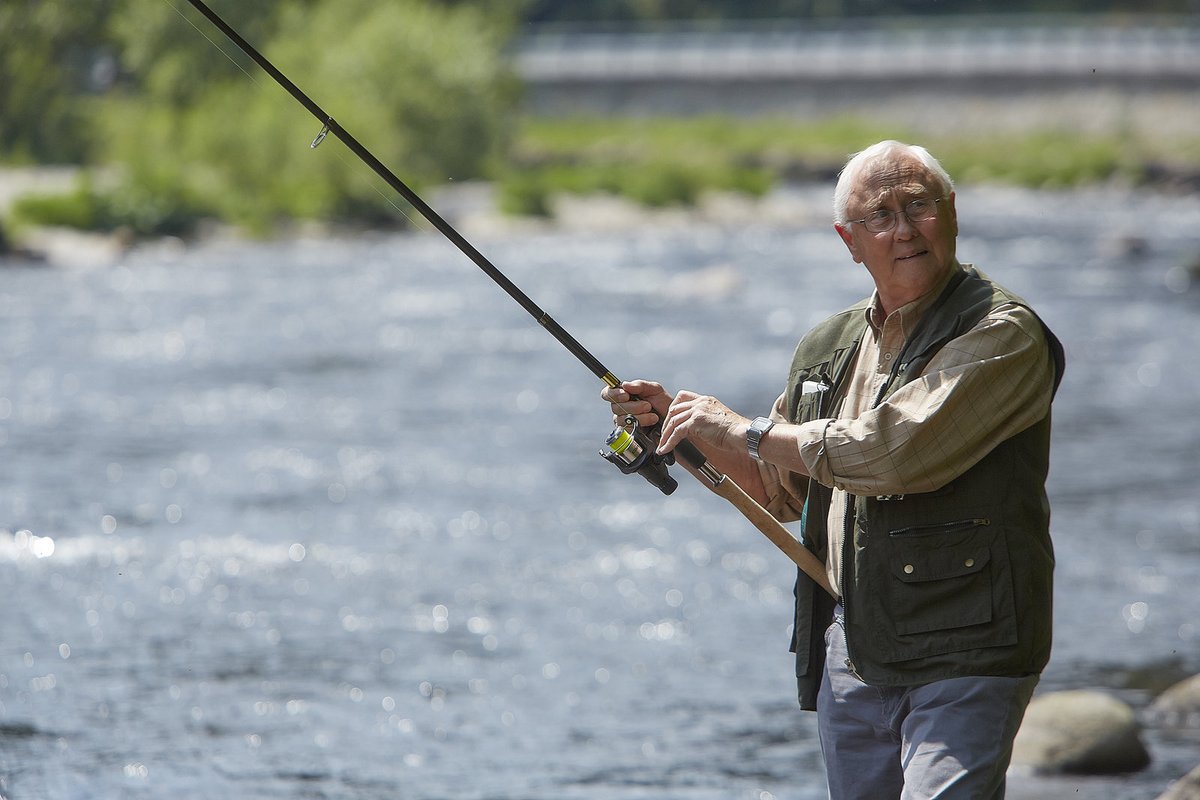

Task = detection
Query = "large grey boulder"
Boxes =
[1011,690,1150,774]
[1151,674,1200,727]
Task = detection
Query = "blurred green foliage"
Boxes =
[8,176,202,238]
[98,0,515,233]
[3,0,1198,234]
[105,0,298,108]
[498,116,1192,217]
[0,0,118,163]
[3,0,516,235]
[10,183,114,232]
[939,132,1135,188]
[496,116,888,215]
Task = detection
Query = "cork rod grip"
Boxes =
[709,476,835,597]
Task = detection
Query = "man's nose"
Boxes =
[893,212,918,239]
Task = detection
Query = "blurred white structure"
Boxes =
[513,16,1200,134]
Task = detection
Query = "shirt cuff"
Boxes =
[797,418,837,487]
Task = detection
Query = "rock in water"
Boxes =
[1156,764,1200,800]
[1151,674,1200,727]
[1011,690,1151,774]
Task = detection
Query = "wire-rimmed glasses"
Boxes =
[848,197,946,233]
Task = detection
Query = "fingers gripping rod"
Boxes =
[180,0,833,596]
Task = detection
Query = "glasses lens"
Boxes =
[856,197,940,233]
[906,198,937,221]
[864,210,895,233]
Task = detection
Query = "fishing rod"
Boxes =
[179,0,833,595]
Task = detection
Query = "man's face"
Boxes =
[834,154,958,309]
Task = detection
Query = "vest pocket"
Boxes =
[881,518,1015,649]
[788,369,833,423]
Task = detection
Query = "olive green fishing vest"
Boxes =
[786,265,1065,710]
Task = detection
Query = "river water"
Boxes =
[1,184,1198,799]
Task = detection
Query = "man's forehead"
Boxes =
[850,155,940,209]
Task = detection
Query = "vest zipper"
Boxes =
[838,500,864,683]
[841,310,910,683]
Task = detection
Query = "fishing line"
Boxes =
[164,0,633,419]
[159,0,429,232]
[162,0,639,427]
[160,0,256,85]
[162,0,835,594]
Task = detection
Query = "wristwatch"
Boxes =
[746,416,775,461]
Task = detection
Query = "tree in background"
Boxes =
[96,0,517,232]
[3,0,517,234]
[105,0,306,109]
[0,0,119,163]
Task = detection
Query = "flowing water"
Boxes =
[2,184,1198,799]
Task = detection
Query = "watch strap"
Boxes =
[747,416,774,461]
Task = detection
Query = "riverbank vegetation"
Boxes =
[4,0,1200,240]
[12,115,1197,236]
[2,0,517,238]
[495,116,1200,217]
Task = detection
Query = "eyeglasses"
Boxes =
[848,197,945,234]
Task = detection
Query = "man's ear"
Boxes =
[835,223,862,264]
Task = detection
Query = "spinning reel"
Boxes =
[601,414,678,496]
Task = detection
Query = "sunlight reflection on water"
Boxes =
[2,185,1199,798]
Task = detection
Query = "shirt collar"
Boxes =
[864,261,966,333]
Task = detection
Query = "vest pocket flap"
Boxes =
[887,542,996,638]
[891,547,991,583]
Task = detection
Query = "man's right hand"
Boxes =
[600,380,672,428]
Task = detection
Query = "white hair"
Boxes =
[832,141,954,224]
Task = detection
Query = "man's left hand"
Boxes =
[657,390,749,457]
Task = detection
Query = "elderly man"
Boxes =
[604,140,1064,799]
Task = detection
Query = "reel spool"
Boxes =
[601,415,678,495]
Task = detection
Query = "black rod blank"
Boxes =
[182,0,618,387]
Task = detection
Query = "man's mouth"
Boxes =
[898,250,928,261]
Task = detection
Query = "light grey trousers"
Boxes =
[817,606,1039,800]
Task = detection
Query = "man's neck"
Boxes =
[872,262,962,323]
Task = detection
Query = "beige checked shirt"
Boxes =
[759,265,1056,595]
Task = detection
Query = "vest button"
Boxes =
[903,564,914,574]
[964,558,976,568]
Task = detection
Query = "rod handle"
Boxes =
[673,438,708,470]
[709,475,835,597]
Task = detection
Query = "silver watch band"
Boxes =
[747,416,775,461]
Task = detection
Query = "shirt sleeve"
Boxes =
[798,304,1056,496]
